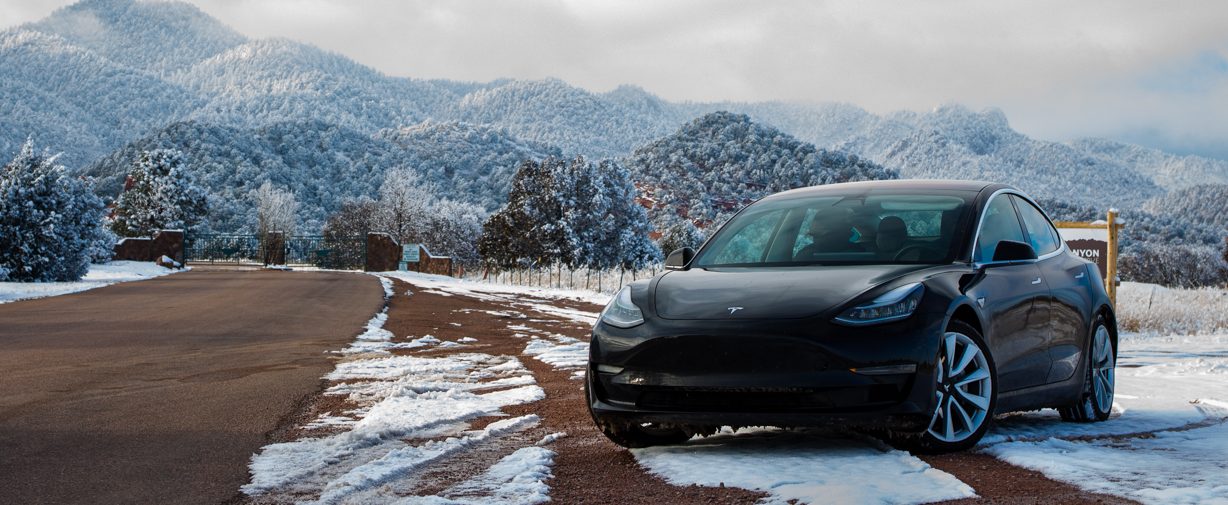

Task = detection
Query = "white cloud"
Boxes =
[4,0,1228,156]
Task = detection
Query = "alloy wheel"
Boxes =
[927,332,993,443]
[1091,325,1115,413]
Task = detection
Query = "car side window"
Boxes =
[974,195,1027,262]
[1010,196,1061,256]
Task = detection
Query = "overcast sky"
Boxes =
[5,0,1228,158]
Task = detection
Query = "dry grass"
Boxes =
[1118,281,1228,335]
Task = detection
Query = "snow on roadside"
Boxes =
[378,271,610,307]
[983,332,1228,503]
[984,421,1228,505]
[244,273,553,504]
[243,352,544,496]
[522,335,588,373]
[0,261,183,303]
[312,416,542,504]
[394,446,556,505]
[633,428,975,505]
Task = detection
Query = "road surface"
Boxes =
[0,268,384,505]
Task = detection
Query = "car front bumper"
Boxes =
[588,312,946,430]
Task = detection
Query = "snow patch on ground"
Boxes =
[983,332,1228,503]
[243,350,544,497]
[311,416,541,504]
[378,271,610,307]
[522,336,588,371]
[633,428,975,505]
[985,422,1228,505]
[394,446,555,505]
[0,261,182,303]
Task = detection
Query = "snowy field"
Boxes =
[0,261,182,304]
[244,272,1228,504]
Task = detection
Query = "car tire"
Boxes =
[1059,314,1115,422]
[902,320,998,454]
[585,374,691,448]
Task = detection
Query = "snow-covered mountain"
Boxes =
[3,0,1227,232]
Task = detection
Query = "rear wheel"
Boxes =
[902,320,997,453]
[1060,315,1115,422]
[585,373,691,448]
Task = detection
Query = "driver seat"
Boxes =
[876,216,908,259]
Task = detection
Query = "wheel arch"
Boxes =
[1094,304,1118,360]
[949,303,983,336]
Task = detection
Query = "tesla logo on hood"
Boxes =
[727,307,744,315]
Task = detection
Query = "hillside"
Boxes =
[376,121,561,211]
[624,112,898,225]
[84,120,560,231]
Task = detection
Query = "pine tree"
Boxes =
[599,159,659,269]
[657,216,705,256]
[0,140,107,282]
[110,149,208,237]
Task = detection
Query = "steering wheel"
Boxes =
[893,245,940,261]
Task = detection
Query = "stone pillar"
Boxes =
[365,232,401,272]
[150,230,184,264]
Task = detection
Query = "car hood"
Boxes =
[653,265,929,320]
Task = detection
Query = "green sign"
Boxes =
[402,244,420,263]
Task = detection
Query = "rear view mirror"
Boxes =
[991,240,1037,262]
[664,247,695,270]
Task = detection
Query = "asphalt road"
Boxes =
[0,268,384,505]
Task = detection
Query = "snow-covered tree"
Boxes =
[419,199,485,266]
[479,156,658,270]
[110,149,208,237]
[0,140,107,282]
[252,181,298,236]
[657,216,706,257]
[599,159,660,269]
[1119,243,1228,288]
[322,197,380,239]
[86,223,118,264]
[375,167,434,243]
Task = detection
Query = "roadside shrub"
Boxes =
[1119,242,1228,289]
[0,140,107,282]
[87,223,118,264]
[1118,282,1228,335]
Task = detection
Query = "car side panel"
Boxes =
[964,263,1052,392]
[1042,253,1095,383]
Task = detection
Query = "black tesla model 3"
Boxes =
[587,180,1117,452]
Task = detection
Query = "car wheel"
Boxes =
[1059,315,1115,422]
[908,320,997,453]
[585,374,691,448]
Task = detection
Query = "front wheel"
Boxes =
[1060,315,1115,422]
[901,321,997,453]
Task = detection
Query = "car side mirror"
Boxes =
[664,247,695,271]
[991,240,1037,263]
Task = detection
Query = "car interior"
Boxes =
[701,194,969,266]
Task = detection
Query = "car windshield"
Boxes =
[692,189,975,267]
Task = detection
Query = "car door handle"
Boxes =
[1031,277,1042,285]
[1074,272,1085,279]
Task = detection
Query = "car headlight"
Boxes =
[600,286,644,328]
[834,283,924,326]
